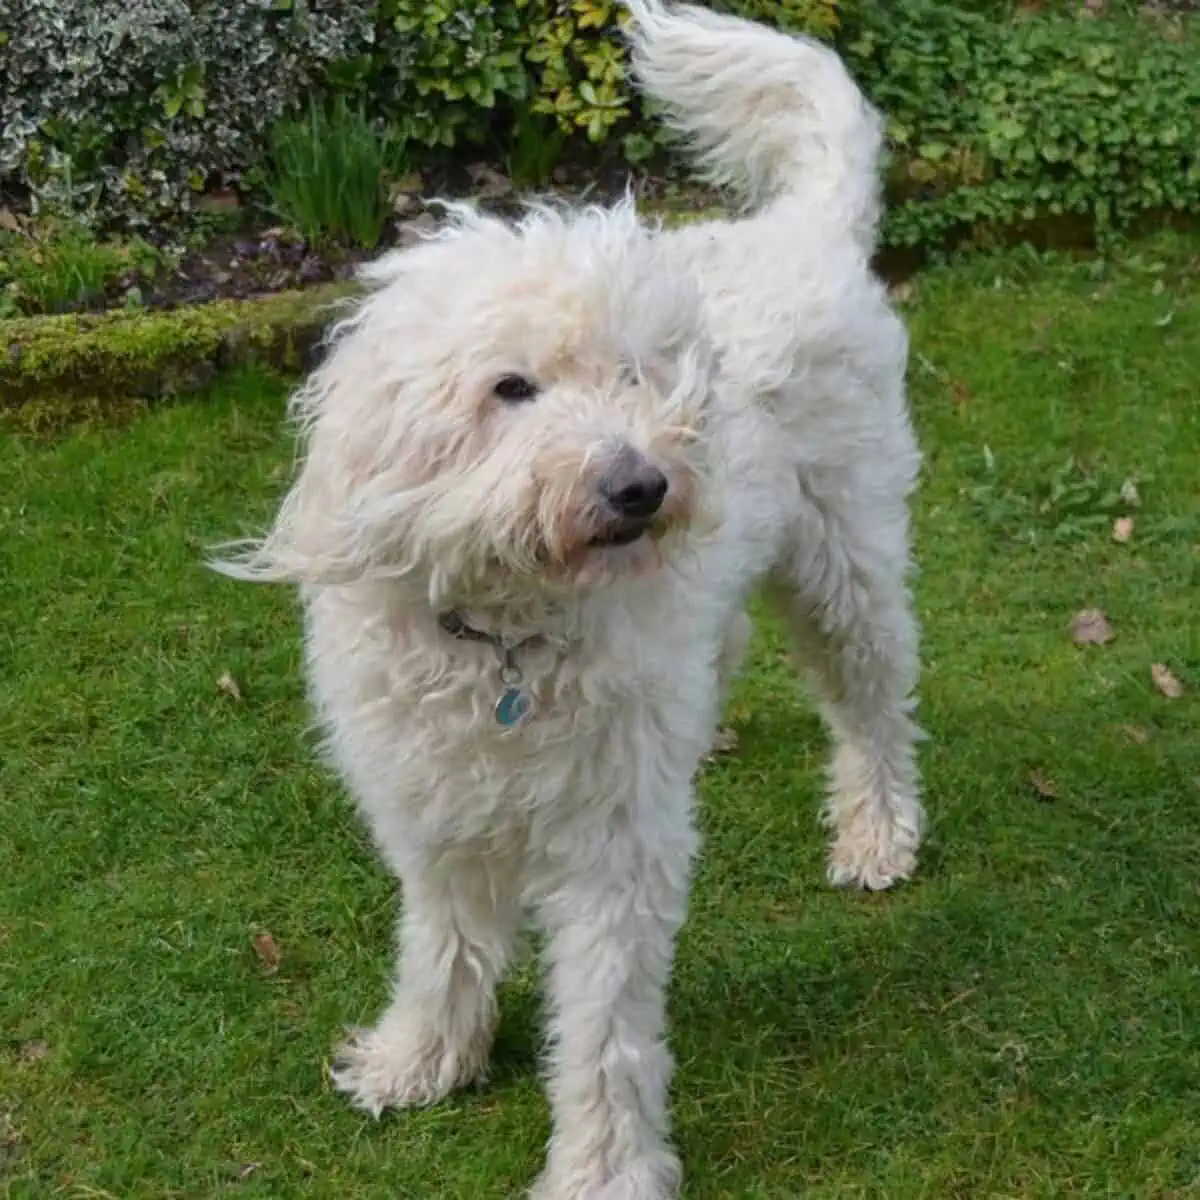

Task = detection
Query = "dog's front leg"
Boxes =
[330,847,521,1114]
[530,789,697,1200]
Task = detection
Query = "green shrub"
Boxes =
[367,1,531,149]
[504,111,570,190]
[267,99,408,249]
[516,0,838,148]
[843,2,1200,250]
[0,1,840,228]
[373,0,1200,253]
[0,1,379,229]
[3,0,1198,259]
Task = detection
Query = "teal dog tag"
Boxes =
[495,685,534,727]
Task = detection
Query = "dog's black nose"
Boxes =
[601,459,669,519]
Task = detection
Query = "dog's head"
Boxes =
[220,202,718,607]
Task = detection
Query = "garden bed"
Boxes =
[0,164,716,320]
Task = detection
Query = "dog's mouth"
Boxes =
[588,518,652,549]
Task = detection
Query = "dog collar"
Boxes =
[437,610,543,728]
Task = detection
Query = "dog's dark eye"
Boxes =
[493,375,539,403]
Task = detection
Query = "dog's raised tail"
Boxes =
[623,0,883,249]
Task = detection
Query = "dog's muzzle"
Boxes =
[590,450,669,548]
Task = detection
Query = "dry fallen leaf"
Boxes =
[1151,663,1183,700]
[391,170,424,196]
[18,1040,48,1064]
[235,1163,261,1180]
[0,1110,21,1155]
[1028,770,1059,801]
[1162,15,1186,42]
[1069,608,1114,646]
[252,932,281,974]
[217,671,242,701]
[711,726,739,753]
[1112,516,1134,544]
[467,163,514,200]
[1117,723,1150,744]
[703,726,740,765]
[1120,478,1141,507]
[888,281,914,304]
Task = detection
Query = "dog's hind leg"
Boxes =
[330,846,521,1113]
[704,609,752,760]
[717,610,752,705]
[772,497,924,891]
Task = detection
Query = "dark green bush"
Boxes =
[0,1,379,229]
[843,1,1200,250]
[366,0,531,149]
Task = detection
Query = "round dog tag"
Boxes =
[495,686,534,727]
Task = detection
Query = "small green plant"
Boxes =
[266,98,408,250]
[0,226,160,317]
[503,110,568,190]
[964,451,1199,549]
[957,452,1193,547]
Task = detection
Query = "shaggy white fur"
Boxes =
[216,2,924,1196]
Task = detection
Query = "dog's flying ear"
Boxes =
[208,301,397,587]
[208,437,372,586]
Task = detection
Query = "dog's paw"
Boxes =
[826,814,919,891]
[529,1151,681,1200]
[329,1021,487,1115]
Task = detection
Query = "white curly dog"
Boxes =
[217,2,923,1195]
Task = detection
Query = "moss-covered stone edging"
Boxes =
[1,283,357,432]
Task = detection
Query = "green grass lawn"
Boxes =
[2,236,1199,1199]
